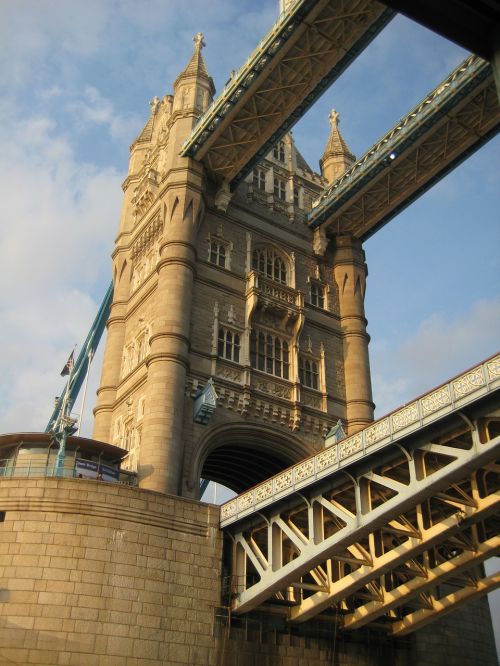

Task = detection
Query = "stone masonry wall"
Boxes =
[0,478,222,666]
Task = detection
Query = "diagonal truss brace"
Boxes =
[390,572,500,636]
[231,433,500,615]
[342,535,499,630]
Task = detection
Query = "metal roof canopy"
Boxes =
[181,0,394,189]
[307,55,500,240]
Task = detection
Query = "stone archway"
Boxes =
[193,422,312,495]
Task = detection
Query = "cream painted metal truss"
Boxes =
[181,0,393,187]
[222,356,500,634]
[308,55,500,240]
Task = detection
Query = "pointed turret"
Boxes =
[320,109,355,184]
[173,32,215,115]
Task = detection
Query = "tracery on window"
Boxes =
[131,245,159,292]
[209,239,227,268]
[123,419,134,452]
[250,329,290,380]
[299,357,319,390]
[122,328,150,377]
[218,327,240,363]
[252,247,288,284]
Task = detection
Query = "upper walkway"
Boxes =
[181,0,393,187]
[308,54,500,239]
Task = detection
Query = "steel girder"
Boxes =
[226,404,500,634]
[181,0,393,188]
[308,55,500,240]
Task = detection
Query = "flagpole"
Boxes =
[76,349,93,437]
[55,346,77,475]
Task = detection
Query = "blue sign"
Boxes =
[75,459,119,482]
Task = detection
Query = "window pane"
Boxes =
[312,363,318,390]
[219,245,226,267]
[218,329,225,357]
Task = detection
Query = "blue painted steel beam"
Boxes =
[46,282,113,434]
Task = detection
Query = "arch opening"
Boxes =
[197,424,310,496]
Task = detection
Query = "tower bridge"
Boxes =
[2,0,499,664]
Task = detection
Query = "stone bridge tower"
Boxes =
[93,36,374,497]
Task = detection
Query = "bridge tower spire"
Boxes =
[93,34,216,494]
[320,108,355,184]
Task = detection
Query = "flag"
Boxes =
[60,350,75,377]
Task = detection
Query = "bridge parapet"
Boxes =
[221,354,500,527]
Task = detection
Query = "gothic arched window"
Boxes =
[252,247,288,284]
[218,327,240,363]
[299,357,319,390]
[250,329,289,380]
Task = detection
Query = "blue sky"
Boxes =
[0,0,498,433]
[0,0,498,645]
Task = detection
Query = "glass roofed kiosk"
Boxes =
[0,432,132,484]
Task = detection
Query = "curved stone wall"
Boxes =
[0,478,222,665]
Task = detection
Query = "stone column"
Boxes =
[333,235,374,434]
[92,251,130,442]
[138,186,202,495]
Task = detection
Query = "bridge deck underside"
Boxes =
[226,393,500,635]
[182,0,393,187]
[308,57,500,240]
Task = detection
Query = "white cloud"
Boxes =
[371,298,500,417]
[0,102,121,433]
[65,86,141,143]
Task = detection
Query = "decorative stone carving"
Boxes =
[339,434,362,460]
[313,227,328,256]
[238,492,253,511]
[255,379,291,400]
[214,180,232,212]
[131,215,163,262]
[221,500,237,520]
[149,95,160,114]
[295,459,314,481]
[421,386,451,414]
[217,366,242,383]
[392,402,419,431]
[316,447,337,471]
[255,481,273,503]
[365,418,390,446]
[302,394,322,410]
[452,367,485,397]
[274,470,293,492]
[487,356,500,379]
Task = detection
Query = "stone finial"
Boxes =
[193,32,206,51]
[329,109,339,127]
[149,96,160,114]
[320,107,355,184]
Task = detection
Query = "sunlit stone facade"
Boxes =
[92,37,374,497]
